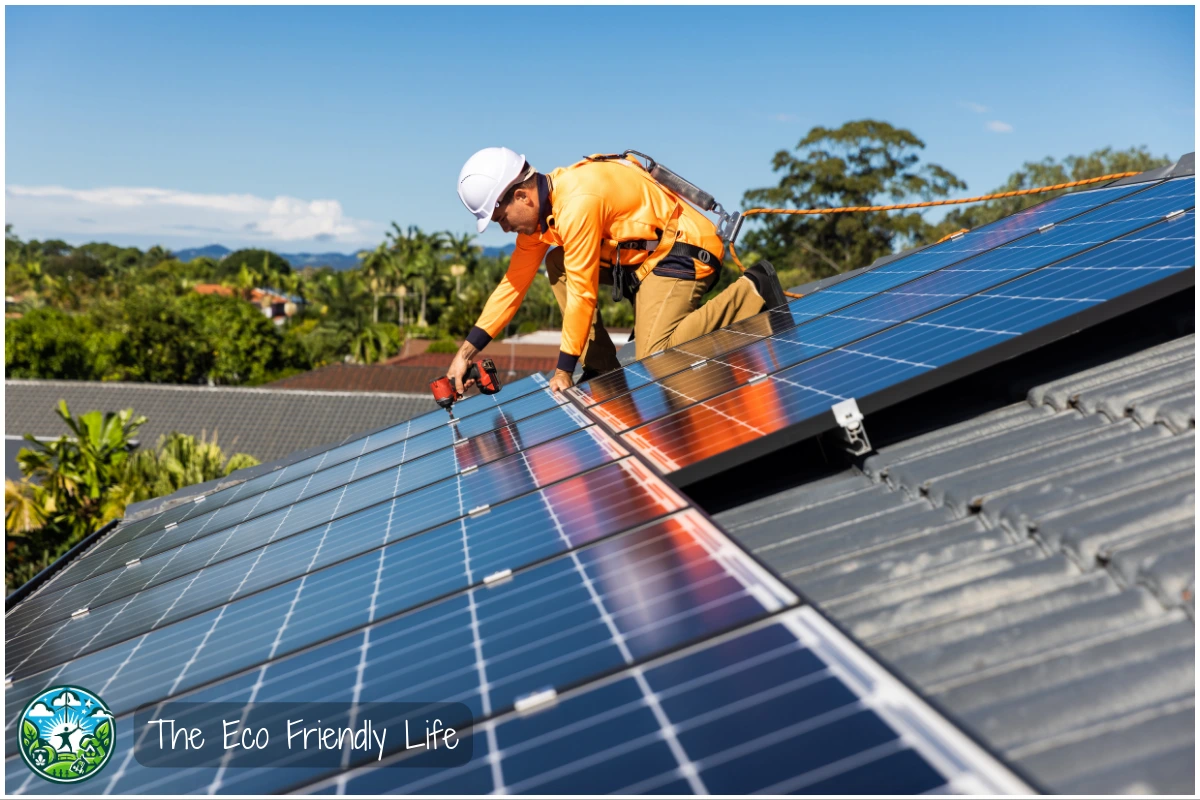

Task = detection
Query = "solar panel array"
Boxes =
[13,170,1178,795]
[570,174,1195,484]
[4,370,1024,793]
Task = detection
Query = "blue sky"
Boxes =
[5,5,1195,253]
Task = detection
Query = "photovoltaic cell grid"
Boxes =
[3,419,641,689]
[7,510,802,794]
[572,176,1155,407]
[317,609,1026,796]
[585,176,1193,434]
[7,397,590,637]
[584,177,1194,481]
[36,374,555,591]
[7,531,1026,796]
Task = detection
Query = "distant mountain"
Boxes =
[482,243,516,258]
[174,244,362,270]
[175,242,515,270]
[278,251,364,270]
[174,244,231,262]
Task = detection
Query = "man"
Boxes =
[447,147,786,394]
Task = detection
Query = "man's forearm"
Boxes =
[456,339,480,363]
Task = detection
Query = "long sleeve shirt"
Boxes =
[465,157,724,373]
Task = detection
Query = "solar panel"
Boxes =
[581,176,1193,437]
[618,199,1194,483]
[574,177,1158,407]
[5,421,640,678]
[7,510,800,793]
[24,387,574,608]
[55,375,555,566]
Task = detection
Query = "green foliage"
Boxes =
[179,293,311,384]
[741,119,967,283]
[349,322,403,365]
[219,248,292,279]
[928,146,1172,240]
[425,337,460,354]
[6,406,259,592]
[117,431,261,506]
[5,308,103,380]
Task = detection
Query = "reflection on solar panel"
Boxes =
[577,175,1194,484]
[4,371,1026,795]
[302,609,1026,795]
[574,178,1153,407]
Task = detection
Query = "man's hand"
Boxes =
[549,369,574,394]
[447,342,480,395]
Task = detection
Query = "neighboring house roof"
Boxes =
[263,362,548,394]
[715,333,1195,794]
[192,283,234,296]
[5,380,438,463]
[389,351,560,374]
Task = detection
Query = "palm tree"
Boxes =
[388,224,447,329]
[358,243,395,325]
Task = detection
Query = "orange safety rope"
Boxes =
[727,171,1141,299]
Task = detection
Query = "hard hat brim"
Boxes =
[475,215,491,234]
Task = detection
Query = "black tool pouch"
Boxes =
[610,247,641,303]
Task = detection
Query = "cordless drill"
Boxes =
[430,358,502,418]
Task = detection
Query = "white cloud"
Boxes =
[51,690,81,708]
[5,184,380,247]
[985,120,1014,133]
[27,702,55,718]
[88,708,114,719]
[960,101,989,114]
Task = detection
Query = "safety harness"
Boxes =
[582,153,726,302]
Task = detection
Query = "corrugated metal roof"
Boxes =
[5,379,438,464]
[716,334,1195,794]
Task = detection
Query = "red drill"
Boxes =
[430,358,502,418]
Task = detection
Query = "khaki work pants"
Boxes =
[545,248,766,371]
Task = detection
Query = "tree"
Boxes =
[389,224,447,328]
[6,407,259,592]
[928,146,1173,240]
[358,242,396,325]
[115,431,260,506]
[5,308,102,380]
[348,322,403,365]
[178,293,311,385]
[218,249,291,281]
[740,120,967,283]
[15,402,146,543]
[108,290,214,383]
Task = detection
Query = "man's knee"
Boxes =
[544,247,565,283]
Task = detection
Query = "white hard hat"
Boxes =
[458,147,527,233]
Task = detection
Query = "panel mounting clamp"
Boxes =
[514,687,558,714]
[830,398,873,457]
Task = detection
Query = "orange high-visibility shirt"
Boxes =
[466,158,724,373]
